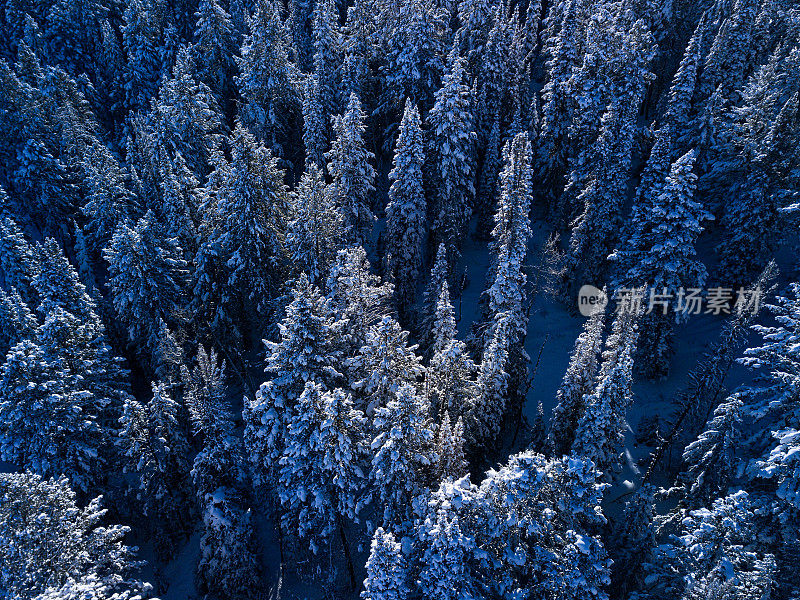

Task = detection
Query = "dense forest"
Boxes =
[0,0,799,598]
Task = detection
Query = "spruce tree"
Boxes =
[302,74,329,170]
[385,100,426,319]
[0,287,37,358]
[326,93,376,243]
[417,509,477,600]
[312,0,342,118]
[420,244,450,349]
[192,0,237,103]
[362,527,408,600]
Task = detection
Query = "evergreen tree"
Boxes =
[0,472,150,600]
[474,115,502,240]
[548,307,605,457]
[326,246,393,352]
[427,48,475,258]
[194,124,291,343]
[118,381,192,557]
[0,216,37,304]
[192,0,238,102]
[420,244,450,349]
[428,331,477,421]
[417,509,477,600]
[608,484,656,598]
[312,0,342,118]
[385,100,426,319]
[371,382,437,530]
[433,411,468,481]
[572,310,639,477]
[302,74,329,169]
[362,527,408,600]
[104,211,190,368]
[243,275,345,486]
[348,315,425,415]
[286,164,344,284]
[429,280,457,359]
[121,0,166,115]
[326,93,377,243]
[235,0,298,151]
[0,287,37,357]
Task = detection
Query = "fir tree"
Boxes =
[326,93,377,243]
[0,287,37,357]
[548,307,605,457]
[427,48,475,258]
[194,124,291,343]
[0,472,150,600]
[417,509,477,600]
[312,0,342,118]
[371,382,437,530]
[362,527,408,600]
[286,164,344,284]
[192,0,237,102]
[433,411,468,481]
[302,74,329,170]
[420,244,450,349]
[385,100,426,319]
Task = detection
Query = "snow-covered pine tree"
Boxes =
[121,0,166,115]
[0,472,151,600]
[348,315,425,415]
[326,93,376,243]
[572,309,639,477]
[0,216,37,304]
[244,274,345,486]
[302,74,329,170]
[362,527,408,600]
[466,311,511,450]
[426,47,475,260]
[385,100,426,320]
[417,508,477,600]
[474,115,502,240]
[433,411,468,481]
[371,382,437,530]
[420,244,450,349]
[235,0,298,151]
[194,124,291,344]
[0,287,37,357]
[610,149,712,379]
[118,381,192,557]
[429,280,457,358]
[548,306,605,457]
[312,0,342,118]
[681,393,742,508]
[427,332,477,421]
[104,211,190,371]
[326,246,393,353]
[192,0,237,104]
[279,383,367,585]
[607,484,656,598]
[286,164,344,284]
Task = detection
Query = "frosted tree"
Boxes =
[104,211,190,369]
[433,411,468,481]
[348,315,425,415]
[313,0,342,118]
[0,472,150,600]
[383,0,446,112]
[572,310,639,477]
[0,287,37,357]
[417,509,477,600]
[194,124,291,343]
[428,326,477,421]
[466,312,510,449]
[326,93,376,243]
[0,216,36,304]
[244,275,345,486]
[302,74,329,169]
[118,382,192,556]
[385,100,426,318]
[427,48,475,257]
[475,116,502,240]
[607,484,655,598]
[371,382,437,530]
[610,149,712,379]
[121,0,166,115]
[279,384,367,586]
[235,0,298,150]
[429,280,457,358]
[192,0,237,102]
[326,246,393,352]
[362,528,408,600]
[420,244,450,349]
[682,393,743,508]
[548,307,605,457]
[285,164,344,284]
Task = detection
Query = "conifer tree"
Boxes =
[385,100,426,318]
[235,0,298,150]
[348,315,425,415]
[193,0,237,103]
[244,275,345,486]
[302,74,329,169]
[420,244,450,349]
[194,124,291,343]
[0,472,150,600]
[286,164,344,284]
[371,382,437,530]
[608,484,656,598]
[118,381,192,556]
[326,93,376,243]
[427,48,475,258]
[121,0,166,115]
[362,528,408,600]
[105,211,190,369]
[548,307,605,457]
[418,509,477,600]
[0,216,36,304]
[0,287,36,357]
[313,0,342,118]
[572,310,639,477]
